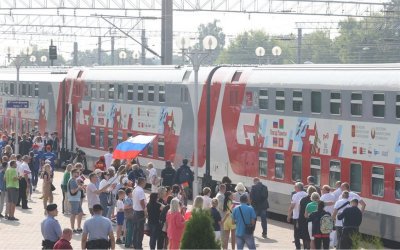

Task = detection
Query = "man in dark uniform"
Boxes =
[250,177,269,238]
[161,160,176,187]
[337,198,363,249]
[174,159,193,205]
[41,204,62,249]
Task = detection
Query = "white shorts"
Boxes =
[308,222,314,240]
[214,231,221,241]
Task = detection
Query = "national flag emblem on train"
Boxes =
[113,135,156,159]
[273,119,284,129]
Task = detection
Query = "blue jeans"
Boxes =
[125,218,134,247]
[236,234,256,250]
[256,209,267,235]
[133,211,145,250]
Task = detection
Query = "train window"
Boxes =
[181,87,189,103]
[4,82,9,95]
[127,132,133,139]
[292,155,302,181]
[396,95,400,119]
[108,84,115,100]
[21,84,26,96]
[371,166,384,197]
[259,89,268,110]
[128,85,134,101]
[159,85,166,103]
[10,82,15,96]
[138,85,144,101]
[117,131,123,144]
[330,92,341,115]
[395,169,400,199]
[292,91,303,112]
[350,163,362,193]
[90,128,96,147]
[148,86,155,102]
[108,130,113,148]
[0,82,3,94]
[372,93,385,118]
[311,91,321,113]
[99,128,104,148]
[351,93,362,116]
[274,152,284,179]
[329,160,341,187]
[34,83,39,97]
[258,151,268,176]
[117,85,124,100]
[91,84,97,99]
[275,91,285,111]
[99,84,105,99]
[311,158,321,186]
[158,137,165,158]
[147,142,153,157]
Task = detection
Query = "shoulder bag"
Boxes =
[239,207,255,235]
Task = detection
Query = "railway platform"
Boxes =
[0,170,294,249]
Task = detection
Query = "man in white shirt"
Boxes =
[17,155,31,209]
[147,162,159,193]
[86,173,111,215]
[340,182,366,212]
[104,147,114,170]
[287,182,307,250]
[132,177,146,250]
[332,190,350,247]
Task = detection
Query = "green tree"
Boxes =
[301,31,340,63]
[180,209,220,249]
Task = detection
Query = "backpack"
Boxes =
[320,213,334,234]
[178,166,192,184]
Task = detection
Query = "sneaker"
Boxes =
[73,229,79,234]
[9,217,19,221]
[77,228,83,233]
[262,233,267,239]
[116,239,123,244]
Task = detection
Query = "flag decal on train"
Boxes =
[113,135,156,159]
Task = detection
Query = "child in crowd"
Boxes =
[116,189,126,244]
[210,198,222,241]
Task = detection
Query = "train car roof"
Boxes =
[248,64,400,91]
[76,65,215,84]
[0,67,68,82]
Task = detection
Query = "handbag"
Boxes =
[239,207,255,235]
[51,183,56,191]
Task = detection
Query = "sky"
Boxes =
[0,3,385,63]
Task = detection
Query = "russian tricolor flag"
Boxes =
[113,135,156,160]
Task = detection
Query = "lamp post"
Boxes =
[10,46,33,154]
[119,50,127,65]
[271,46,282,64]
[132,51,140,65]
[176,35,218,199]
[41,55,48,65]
[255,47,266,65]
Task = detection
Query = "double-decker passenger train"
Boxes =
[0,64,399,241]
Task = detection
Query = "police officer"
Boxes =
[41,204,62,249]
[81,204,115,250]
[337,198,363,249]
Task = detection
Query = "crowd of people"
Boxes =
[0,130,368,250]
[288,176,366,250]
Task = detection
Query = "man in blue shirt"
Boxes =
[81,204,115,249]
[42,145,57,171]
[41,204,62,249]
[232,194,257,250]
